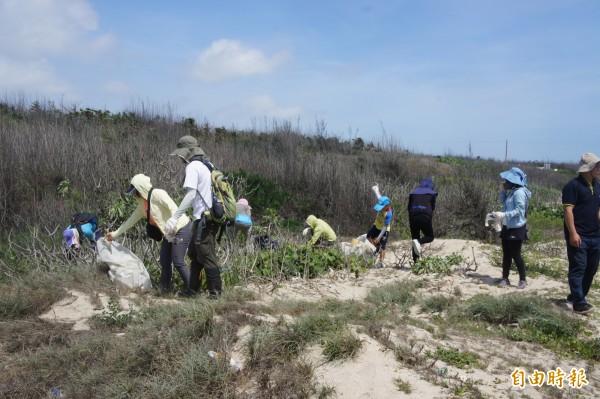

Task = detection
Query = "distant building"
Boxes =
[537,163,551,170]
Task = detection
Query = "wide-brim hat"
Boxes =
[500,167,527,187]
[577,152,600,173]
[374,196,391,211]
[170,135,205,160]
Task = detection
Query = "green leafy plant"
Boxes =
[253,244,367,279]
[412,253,463,275]
[93,296,139,328]
[430,346,480,369]
[57,179,70,197]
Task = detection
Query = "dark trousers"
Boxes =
[409,214,434,261]
[501,239,526,281]
[159,222,191,292]
[567,236,600,306]
[188,218,222,294]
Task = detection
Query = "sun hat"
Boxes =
[374,196,391,211]
[499,167,527,187]
[237,198,251,209]
[577,152,600,173]
[170,135,205,160]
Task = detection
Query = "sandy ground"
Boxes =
[40,238,600,398]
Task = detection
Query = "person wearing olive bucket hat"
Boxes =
[165,135,222,299]
[562,152,600,313]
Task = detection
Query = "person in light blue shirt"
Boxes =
[493,167,532,289]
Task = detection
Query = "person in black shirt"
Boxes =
[562,152,600,313]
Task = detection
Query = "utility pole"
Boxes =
[505,140,508,163]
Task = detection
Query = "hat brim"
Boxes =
[374,204,384,211]
[577,164,596,173]
[499,170,526,186]
[170,147,189,157]
[125,184,137,195]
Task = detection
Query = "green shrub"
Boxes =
[431,346,480,369]
[422,294,455,313]
[412,253,463,276]
[253,244,367,279]
[92,296,139,329]
[365,281,422,313]
[321,330,363,361]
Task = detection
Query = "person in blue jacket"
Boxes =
[493,167,532,289]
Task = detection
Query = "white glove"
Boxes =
[165,217,178,235]
[485,213,503,232]
[371,184,381,199]
[302,227,311,236]
[492,211,506,220]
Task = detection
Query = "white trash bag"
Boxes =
[484,213,503,233]
[341,234,377,256]
[96,238,152,291]
[357,234,377,252]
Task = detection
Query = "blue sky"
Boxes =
[1,0,599,163]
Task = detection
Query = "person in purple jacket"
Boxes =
[408,178,438,262]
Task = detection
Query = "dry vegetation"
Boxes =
[0,98,572,240]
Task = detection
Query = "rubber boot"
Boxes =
[207,275,222,299]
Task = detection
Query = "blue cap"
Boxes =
[374,196,391,211]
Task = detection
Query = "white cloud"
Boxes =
[189,39,290,82]
[0,56,72,93]
[0,0,114,58]
[245,95,303,119]
[101,80,132,96]
[213,94,304,124]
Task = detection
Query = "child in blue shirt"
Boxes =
[367,185,392,267]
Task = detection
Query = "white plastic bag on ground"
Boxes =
[357,234,377,252]
[96,238,152,291]
[341,234,377,256]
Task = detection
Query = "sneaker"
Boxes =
[498,278,510,287]
[374,261,384,269]
[573,303,593,313]
[412,239,421,256]
[516,280,528,289]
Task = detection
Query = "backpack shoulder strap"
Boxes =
[147,188,153,220]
